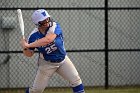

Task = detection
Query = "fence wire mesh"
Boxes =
[0,0,140,89]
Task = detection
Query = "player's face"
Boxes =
[39,18,50,28]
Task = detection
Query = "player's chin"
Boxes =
[39,26,48,30]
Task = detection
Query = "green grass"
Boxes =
[0,87,140,93]
[92,87,140,93]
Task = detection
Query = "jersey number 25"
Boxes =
[45,44,57,54]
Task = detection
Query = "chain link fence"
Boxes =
[0,0,140,89]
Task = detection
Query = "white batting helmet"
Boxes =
[31,9,50,25]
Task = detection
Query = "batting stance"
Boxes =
[21,9,85,93]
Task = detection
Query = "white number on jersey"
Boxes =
[45,44,57,54]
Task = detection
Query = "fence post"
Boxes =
[105,0,109,89]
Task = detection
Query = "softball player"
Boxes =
[21,9,85,93]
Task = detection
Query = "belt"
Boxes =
[39,54,65,63]
[47,58,64,63]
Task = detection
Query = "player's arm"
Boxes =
[24,22,57,48]
[27,33,56,48]
[27,22,57,48]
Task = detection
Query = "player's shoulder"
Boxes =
[51,21,60,26]
[52,21,61,29]
[48,22,59,33]
[28,28,38,38]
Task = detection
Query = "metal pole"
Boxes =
[105,0,109,89]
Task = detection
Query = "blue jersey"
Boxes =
[28,22,66,62]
